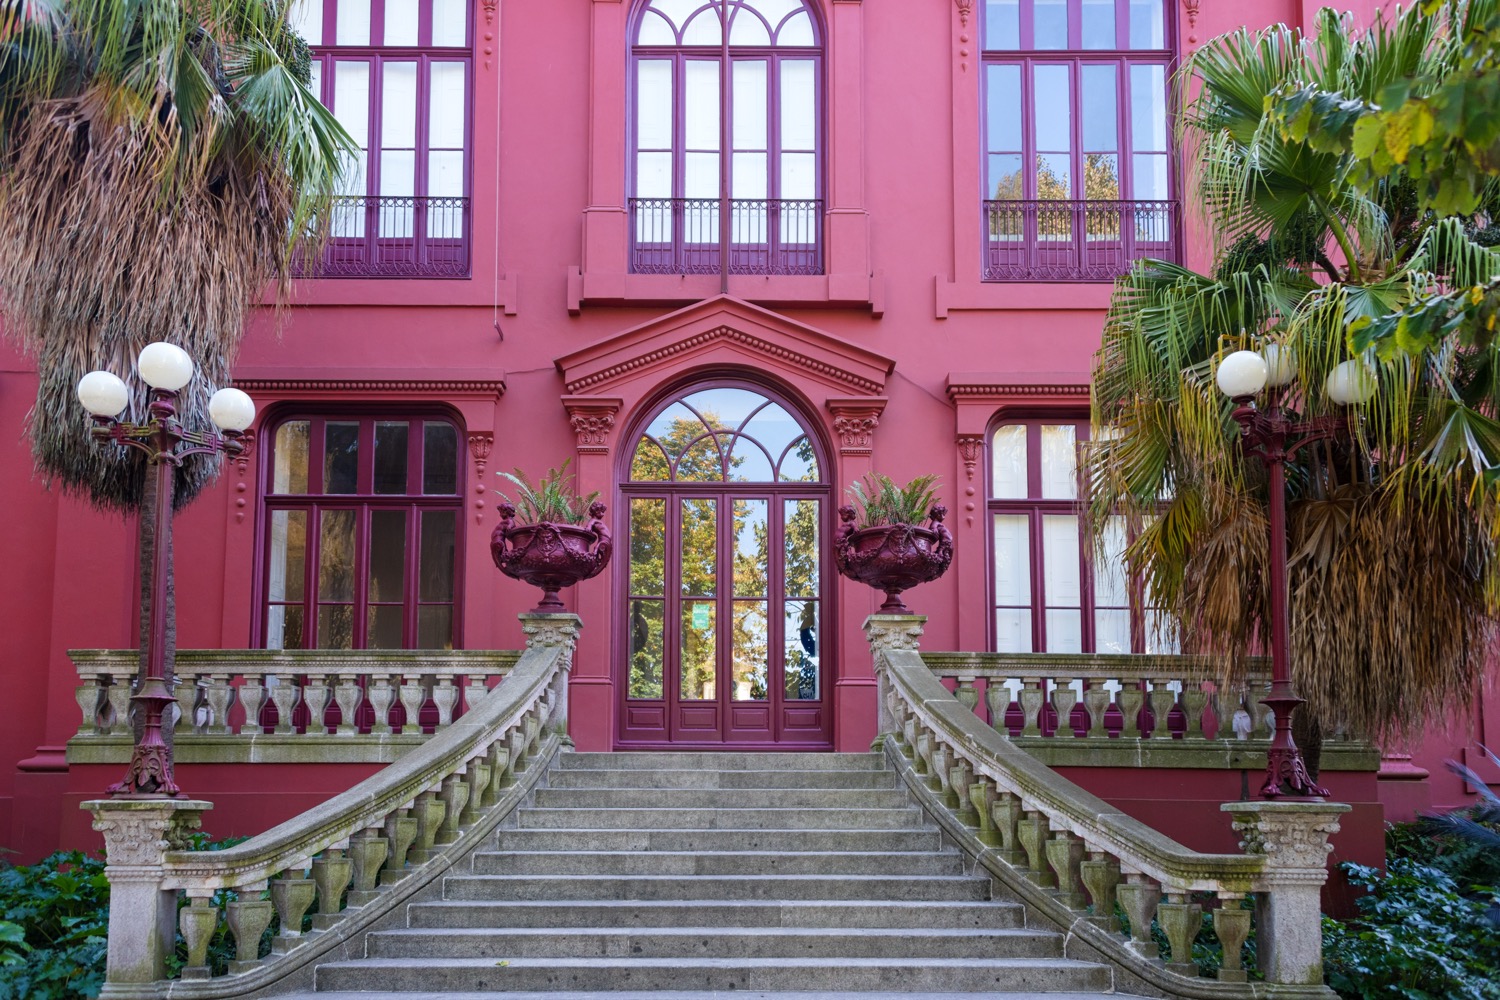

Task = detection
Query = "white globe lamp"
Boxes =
[208,388,256,432]
[76,370,129,417]
[1216,350,1269,399]
[1262,344,1296,388]
[137,342,194,392]
[1325,360,1376,406]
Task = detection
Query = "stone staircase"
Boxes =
[307,751,1120,996]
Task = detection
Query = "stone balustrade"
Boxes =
[83,614,578,998]
[921,650,1375,772]
[68,649,521,765]
[872,616,1346,995]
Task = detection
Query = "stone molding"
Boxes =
[956,434,983,481]
[863,614,927,653]
[561,396,623,455]
[235,378,505,398]
[1222,801,1351,881]
[86,800,212,869]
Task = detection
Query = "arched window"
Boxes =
[629,0,824,276]
[620,385,830,746]
[988,417,1170,653]
[980,0,1177,280]
[262,413,464,650]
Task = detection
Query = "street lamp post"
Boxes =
[76,343,256,798]
[1215,348,1374,799]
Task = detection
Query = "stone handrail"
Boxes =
[70,648,520,741]
[84,614,578,997]
[921,650,1274,741]
[870,616,1346,994]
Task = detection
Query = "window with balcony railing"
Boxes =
[289,0,472,278]
[981,0,1177,281]
[628,0,824,276]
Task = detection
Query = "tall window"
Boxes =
[629,0,824,276]
[981,0,1176,280]
[263,414,463,650]
[989,419,1168,653]
[289,0,472,277]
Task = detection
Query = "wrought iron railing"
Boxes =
[629,197,823,276]
[295,195,471,278]
[982,199,1178,281]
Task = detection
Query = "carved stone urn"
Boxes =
[833,504,954,614]
[490,501,612,613]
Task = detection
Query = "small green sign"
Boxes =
[691,603,711,630]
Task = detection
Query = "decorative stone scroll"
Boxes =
[956,434,983,481]
[468,432,494,524]
[826,397,887,456]
[562,396,623,456]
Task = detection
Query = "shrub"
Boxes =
[0,850,109,1000]
[1323,859,1500,1000]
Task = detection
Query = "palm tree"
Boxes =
[1088,2,1500,742]
[0,0,354,511]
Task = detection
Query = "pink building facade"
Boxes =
[1,0,1490,864]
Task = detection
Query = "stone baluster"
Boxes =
[437,773,470,843]
[523,710,541,752]
[269,675,300,735]
[1019,678,1044,737]
[1118,682,1145,738]
[1051,681,1078,739]
[506,722,527,773]
[238,677,267,735]
[1223,801,1351,985]
[949,761,977,825]
[991,791,1025,865]
[367,675,396,734]
[105,680,132,736]
[985,680,1011,735]
[347,829,390,907]
[302,674,332,735]
[954,678,979,714]
[464,674,488,717]
[970,779,1000,846]
[1181,683,1209,741]
[410,789,445,864]
[381,807,419,884]
[1117,874,1162,959]
[1082,680,1111,738]
[333,674,363,735]
[398,675,426,734]
[1158,891,1203,976]
[75,677,103,737]
[309,848,353,930]
[1079,851,1122,930]
[174,676,198,734]
[1045,831,1087,908]
[432,678,459,729]
[1213,894,1252,982]
[913,730,932,776]
[225,886,274,973]
[1016,811,1055,887]
[461,759,492,824]
[486,745,513,801]
[178,893,219,979]
[901,714,919,758]
[270,869,316,953]
[1149,682,1175,738]
[928,743,953,802]
[204,674,234,735]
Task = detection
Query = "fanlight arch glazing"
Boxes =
[629,386,823,483]
[635,0,819,48]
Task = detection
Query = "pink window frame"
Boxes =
[986,416,1156,654]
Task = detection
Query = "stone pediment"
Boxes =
[554,296,893,397]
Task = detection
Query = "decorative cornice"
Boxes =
[946,382,1090,401]
[236,378,505,398]
[562,396,624,456]
[565,326,884,396]
[467,433,494,524]
[826,397,888,456]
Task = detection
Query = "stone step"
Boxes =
[548,768,899,790]
[559,752,886,772]
[441,874,993,902]
[407,899,1026,931]
[516,807,920,830]
[530,787,911,810]
[489,827,943,854]
[302,993,1134,1000]
[314,956,1114,994]
[470,849,965,876]
[365,926,1062,960]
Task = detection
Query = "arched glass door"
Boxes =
[619,385,830,746]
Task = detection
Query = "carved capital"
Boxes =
[863,614,928,657]
[826,397,888,456]
[520,614,584,659]
[84,799,212,869]
[562,396,624,455]
[1222,802,1352,882]
[957,434,984,481]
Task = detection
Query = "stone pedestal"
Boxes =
[1222,800,1351,986]
[84,798,212,985]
